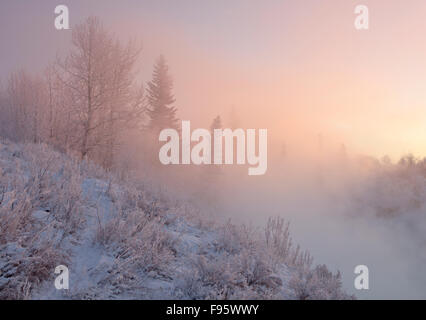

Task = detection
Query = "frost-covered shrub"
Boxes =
[174,246,285,300]
[174,268,208,300]
[0,242,69,300]
[192,255,236,299]
[265,217,292,257]
[17,143,83,233]
[173,220,285,300]
[214,221,244,254]
[264,217,313,270]
[236,248,274,288]
[0,142,80,299]
[288,264,354,300]
[94,185,176,278]
[116,218,175,274]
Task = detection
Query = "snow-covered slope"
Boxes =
[0,139,351,300]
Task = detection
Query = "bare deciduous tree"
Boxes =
[55,16,144,165]
[6,71,45,143]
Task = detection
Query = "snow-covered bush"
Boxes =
[0,142,80,299]
[173,216,346,300]
[288,264,354,300]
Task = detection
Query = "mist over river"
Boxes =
[193,158,426,299]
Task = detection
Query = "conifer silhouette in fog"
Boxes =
[210,115,222,133]
[146,55,179,134]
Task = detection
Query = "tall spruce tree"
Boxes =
[146,55,179,133]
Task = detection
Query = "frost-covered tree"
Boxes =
[5,71,45,143]
[43,64,73,149]
[55,16,144,163]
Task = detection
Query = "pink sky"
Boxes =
[2,0,426,158]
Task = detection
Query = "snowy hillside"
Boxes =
[0,138,352,300]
